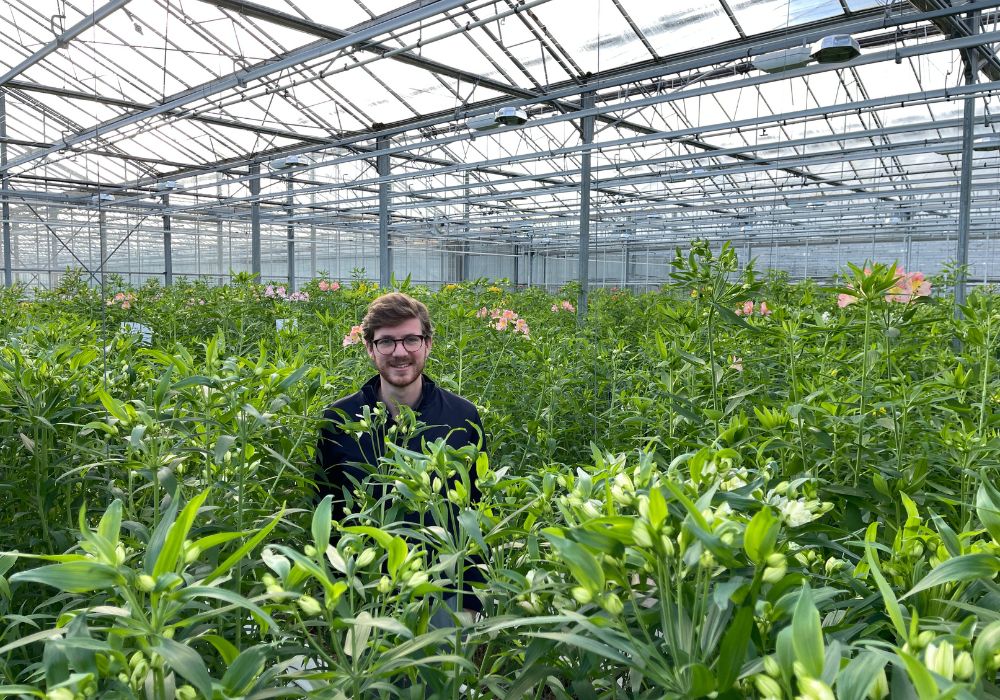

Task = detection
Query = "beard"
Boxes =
[378,355,425,388]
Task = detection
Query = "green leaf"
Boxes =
[896,647,939,700]
[312,495,332,554]
[864,523,907,641]
[715,605,752,691]
[151,636,213,700]
[648,486,667,531]
[791,583,825,679]
[96,389,129,423]
[197,634,240,666]
[900,553,1000,600]
[543,533,604,594]
[342,525,393,550]
[213,435,236,464]
[387,537,408,580]
[976,478,1000,544]
[973,620,1000,677]
[154,489,209,578]
[744,507,779,564]
[525,632,630,665]
[0,686,45,697]
[144,491,181,575]
[97,500,123,546]
[836,652,887,700]
[221,645,267,696]
[177,586,279,633]
[10,561,119,593]
[200,506,284,586]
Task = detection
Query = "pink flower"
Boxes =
[730,356,743,372]
[515,318,530,336]
[837,293,857,308]
[264,285,275,298]
[276,286,286,298]
[198,299,205,305]
[343,324,363,346]
[561,300,575,312]
[476,307,490,318]
[490,309,502,319]
[740,300,754,316]
[495,318,509,331]
[121,301,131,310]
[501,309,517,320]
[318,280,329,291]
[330,281,340,291]
[551,304,559,312]
[759,301,771,316]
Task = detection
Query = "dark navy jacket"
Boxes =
[316,374,485,505]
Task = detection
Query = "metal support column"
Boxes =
[956,9,980,312]
[250,163,261,278]
[377,135,391,288]
[99,208,107,279]
[286,177,295,291]
[1,92,11,287]
[309,192,317,280]
[162,193,172,286]
[577,92,595,323]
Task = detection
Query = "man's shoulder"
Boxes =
[435,385,480,418]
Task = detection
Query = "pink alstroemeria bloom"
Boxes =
[730,356,743,372]
[741,300,754,316]
[476,307,490,318]
[330,281,341,291]
[264,285,275,298]
[759,301,772,316]
[501,309,518,321]
[561,300,575,311]
[318,280,329,291]
[495,318,509,331]
[343,324,363,346]
[515,318,530,336]
[551,304,559,312]
[837,293,857,308]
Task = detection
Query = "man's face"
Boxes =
[366,317,432,389]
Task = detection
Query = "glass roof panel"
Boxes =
[525,0,649,74]
[730,0,844,36]
[619,0,740,57]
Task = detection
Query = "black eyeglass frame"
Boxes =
[370,334,430,355]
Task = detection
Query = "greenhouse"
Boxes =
[3,1,1000,698]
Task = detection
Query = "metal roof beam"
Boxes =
[0,0,132,87]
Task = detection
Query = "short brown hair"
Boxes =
[361,292,432,344]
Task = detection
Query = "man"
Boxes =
[316,291,485,509]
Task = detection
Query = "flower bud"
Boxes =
[297,595,323,616]
[405,571,429,589]
[46,689,75,700]
[766,552,786,568]
[798,677,834,700]
[115,543,126,566]
[632,520,653,548]
[175,686,198,700]
[763,655,781,678]
[753,674,783,699]
[867,668,889,700]
[571,586,593,604]
[660,534,675,557]
[925,641,954,680]
[137,574,156,592]
[356,548,376,568]
[182,541,201,564]
[762,564,787,584]
[601,592,624,616]
[916,630,935,649]
[377,575,392,594]
[304,544,317,557]
[954,651,974,681]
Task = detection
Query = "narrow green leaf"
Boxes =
[974,620,1000,678]
[177,586,279,633]
[387,537,407,579]
[525,632,630,665]
[197,634,240,666]
[342,525,393,550]
[744,507,779,564]
[152,637,213,700]
[154,489,209,578]
[0,686,45,697]
[791,583,825,679]
[11,561,119,593]
[312,495,332,555]
[836,652,887,700]
[715,605,752,691]
[221,645,267,696]
[648,486,667,531]
[896,648,939,700]
[864,523,908,641]
[200,506,284,586]
[543,533,604,594]
[97,500,123,546]
[976,479,1000,544]
[900,553,1000,600]
[96,389,129,423]
[144,491,181,575]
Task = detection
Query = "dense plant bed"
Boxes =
[1,245,999,699]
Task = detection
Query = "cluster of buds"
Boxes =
[838,266,932,307]
[184,298,206,306]
[477,307,529,336]
[106,291,136,309]
[343,324,364,347]
[735,300,772,317]
[317,280,341,292]
[516,569,548,615]
[551,300,575,313]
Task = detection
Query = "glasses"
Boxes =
[372,334,428,355]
